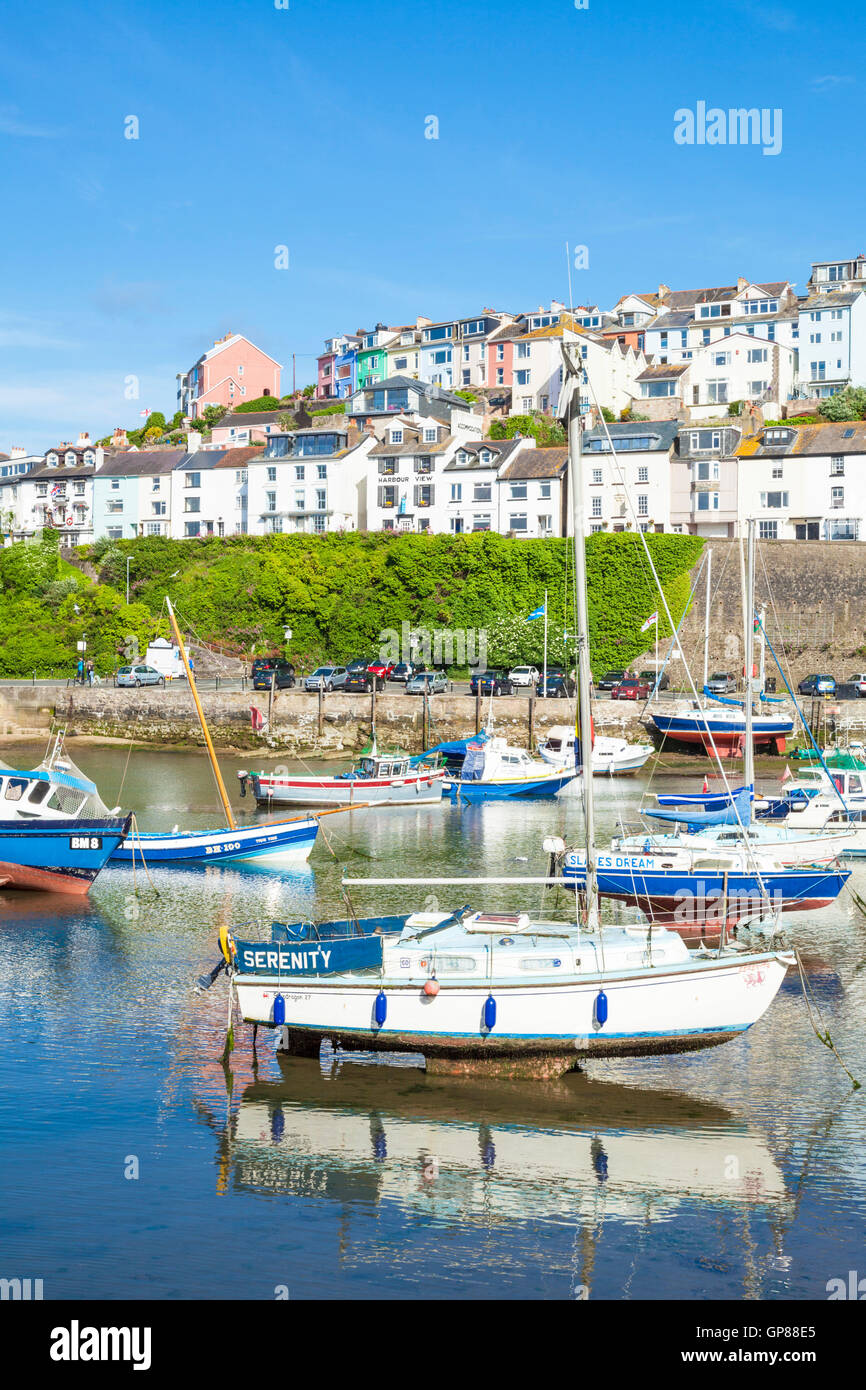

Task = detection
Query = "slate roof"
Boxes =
[582,420,679,451]
[736,421,866,458]
[97,449,187,477]
[443,439,524,471]
[498,447,568,480]
[636,363,690,381]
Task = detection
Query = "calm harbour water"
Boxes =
[1,741,864,1301]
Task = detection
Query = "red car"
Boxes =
[611,677,651,701]
[366,658,396,686]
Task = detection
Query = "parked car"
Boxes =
[597,669,626,691]
[251,658,295,691]
[508,665,539,688]
[706,672,737,695]
[304,665,348,692]
[346,657,374,674]
[367,658,396,683]
[845,673,866,697]
[638,669,669,691]
[798,674,836,696]
[537,668,576,699]
[391,662,415,683]
[611,677,652,701]
[406,670,448,695]
[470,669,514,696]
[115,664,165,688]
[343,669,375,693]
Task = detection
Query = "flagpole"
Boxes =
[543,588,548,697]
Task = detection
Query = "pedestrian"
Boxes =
[86,659,94,687]
[77,656,85,684]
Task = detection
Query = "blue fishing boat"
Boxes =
[0,815,132,895]
[110,815,319,867]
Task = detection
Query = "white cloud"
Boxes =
[0,104,60,138]
[0,313,79,351]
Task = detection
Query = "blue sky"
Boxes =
[1,0,863,450]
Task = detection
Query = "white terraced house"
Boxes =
[735,419,866,542]
[248,426,374,534]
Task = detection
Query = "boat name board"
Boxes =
[70,835,102,850]
[233,935,384,976]
[565,852,664,871]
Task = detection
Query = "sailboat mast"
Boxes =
[565,345,598,926]
[743,521,756,792]
[703,548,712,690]
[166,596,237,830]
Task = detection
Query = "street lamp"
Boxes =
[126,556,132,605]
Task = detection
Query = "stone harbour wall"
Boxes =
[0,685,648,754]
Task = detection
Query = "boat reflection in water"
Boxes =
[197,1058,788,1251]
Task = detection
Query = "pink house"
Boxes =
[487,328,517,389]
[178,333,282,419]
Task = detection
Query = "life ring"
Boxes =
[65,515,74,527]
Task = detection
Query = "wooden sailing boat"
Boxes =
[110,598,320,867]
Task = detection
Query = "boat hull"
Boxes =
[248,772,444,807]
[233,950,793,1065]
[562,858,849,925]
[110,817,318,865]
[445,771,575,801]
[649,712,794,753]
[0,816,132,895]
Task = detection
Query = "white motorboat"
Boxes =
[537,724,653,777]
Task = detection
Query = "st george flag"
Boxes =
[527,603,546,621]
[139,408,152,419]
[640,611,659,632]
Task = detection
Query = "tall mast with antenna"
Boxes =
[562,337,599,927]
[743,521,756,800]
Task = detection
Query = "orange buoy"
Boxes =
[423,978,440,997]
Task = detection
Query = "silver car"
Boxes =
[405,670,448,695]
[304,665,348,692]
[115,664,166,688]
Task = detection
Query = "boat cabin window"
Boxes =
[4,778,28,801]
[848,775,862,793]
[434,955,476,973]
[519,956,564,971]
[547,738,563,751]
[27,780,51,805]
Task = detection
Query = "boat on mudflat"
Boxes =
[647,704,794,753]
[0,815,132,894]
[238,750,445,808]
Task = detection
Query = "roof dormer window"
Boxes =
[391,429,403,444]
[47,453,58,466]
[65,451,76,466]
[479,449,492,463]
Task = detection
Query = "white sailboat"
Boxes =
[213,338,794,1077]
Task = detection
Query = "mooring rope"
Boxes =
[794,946,860,1090]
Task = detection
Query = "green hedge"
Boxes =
[0,531,703,676]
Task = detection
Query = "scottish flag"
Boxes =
[527,603,546,621]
